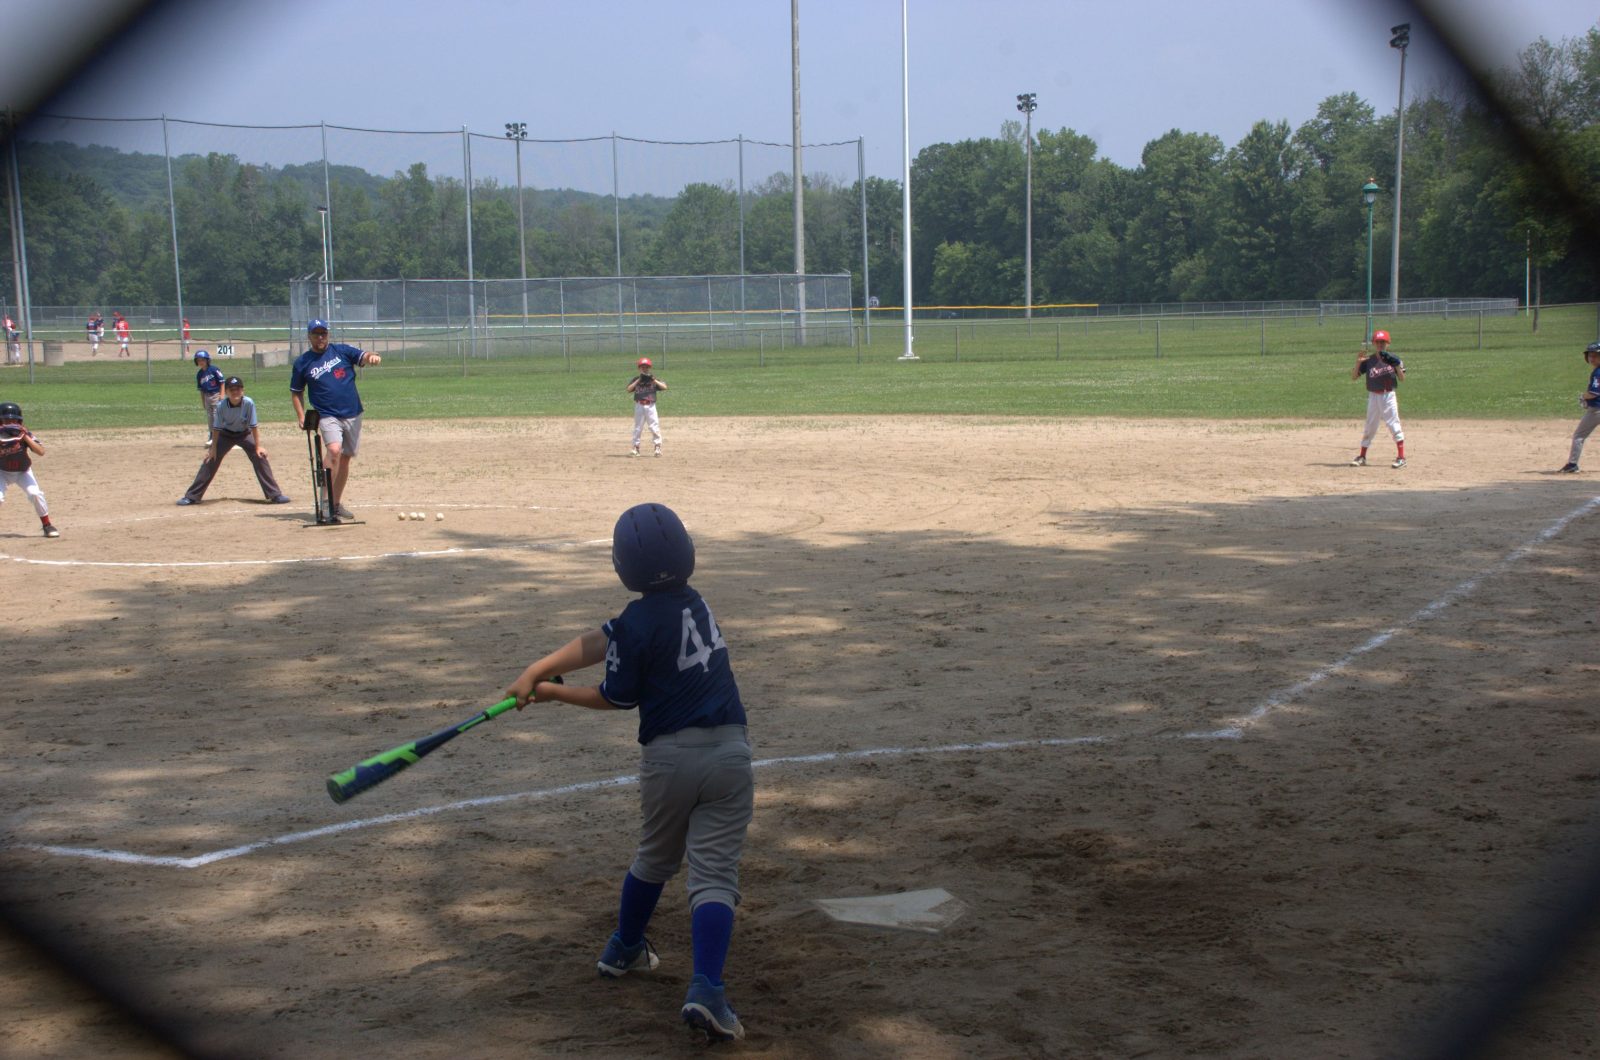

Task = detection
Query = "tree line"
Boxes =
[5,28,1597,311]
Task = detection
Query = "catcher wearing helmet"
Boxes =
[626,357,667,457]
[1556,341,1600,473]
[503,503,751,1041]
[0,401,60,537]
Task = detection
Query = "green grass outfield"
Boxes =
[5,305,1597,430]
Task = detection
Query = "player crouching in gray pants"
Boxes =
[177,377,291,506]
[505,503,752,1042]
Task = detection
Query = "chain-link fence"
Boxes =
[288,274,855,367]
[1,114,872,356]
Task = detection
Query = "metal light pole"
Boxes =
[1016,92,1037,323]
[1388,22,1409,315]
[1363,179,1379,342]
[316,206,332,321]
[505,121,529,326]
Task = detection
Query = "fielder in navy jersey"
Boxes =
[505,503,752,1042]
[289,319,381,519]
[193,350,225,442]
[1557,341,1600,473]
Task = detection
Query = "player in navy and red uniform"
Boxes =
[1349,329,1407,469]
[627,357,667,456]
[193,350,225,443]
[1558,341,1600,473]
[0,401,60,537]
[290,319,381,521]
[505,503,752,1042]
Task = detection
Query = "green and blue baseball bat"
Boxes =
[326,677,561,804]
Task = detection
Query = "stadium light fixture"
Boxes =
[1016,92,1037,323]
[1387,24,1409,316]
[505,122,530,325]
[1362,179,1379,342]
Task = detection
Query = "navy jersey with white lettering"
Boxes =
[195,364,225,396]
[290,343,366,418]
[1585,363,1600,409]
[599,586,746,745]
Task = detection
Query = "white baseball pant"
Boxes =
[0,468,49,518]
[632,402,661,449]
[1361,391,1404,448]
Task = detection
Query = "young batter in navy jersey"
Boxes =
[505,503,752,1042]
[1558,342,1600,473]
[289,319,381,519]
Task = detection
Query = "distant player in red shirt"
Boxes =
[113,312,131,357]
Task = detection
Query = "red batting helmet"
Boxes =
[1371,330,1390,343]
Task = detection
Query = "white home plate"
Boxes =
[811,888,967,934]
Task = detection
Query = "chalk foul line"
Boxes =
[8,494,1597,869]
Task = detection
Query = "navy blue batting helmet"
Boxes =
[612,503,695,592]
[193,350,210,362]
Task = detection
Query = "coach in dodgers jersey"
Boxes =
[290,319,381,519]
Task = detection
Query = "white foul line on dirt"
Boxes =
[8,494,1597,869]
[16,738,1110,869]
[1182,491,1600,741]
[0,538,610,568]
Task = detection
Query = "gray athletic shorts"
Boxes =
[630,724,753,911]
[316,413,362,456]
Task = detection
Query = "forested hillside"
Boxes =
[4,28,1596,308]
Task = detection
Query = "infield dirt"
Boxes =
[3,415,1597,1058]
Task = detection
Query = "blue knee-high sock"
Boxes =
[691,901,735,986]
[617,872,664,946]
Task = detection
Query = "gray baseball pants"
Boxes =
[630,724,753,912]
[182,431,286,502]
[1568,409,1600,466]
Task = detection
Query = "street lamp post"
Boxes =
[1362,179,1379,343]
[1016,92,1037,323]
[1388,23,1409,315]
[505,122,529,326]
[316,205,332,322]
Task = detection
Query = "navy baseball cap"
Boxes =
[224,376,243,388]
[307,319,329,333]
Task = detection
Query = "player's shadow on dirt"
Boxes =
[5,477,1599,1058]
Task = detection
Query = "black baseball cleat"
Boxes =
[43,524,60,538]
[1559,463,1580,473]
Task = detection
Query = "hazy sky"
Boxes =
[7,0,1598,194]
